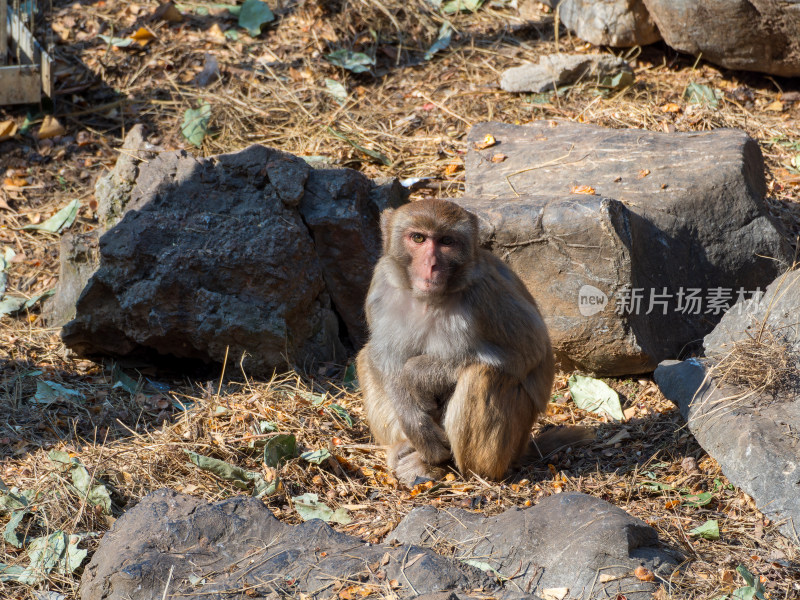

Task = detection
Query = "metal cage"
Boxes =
[0,0,54,105]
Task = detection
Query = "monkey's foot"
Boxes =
[395,450,446,487]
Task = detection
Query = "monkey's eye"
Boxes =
[410,233,425,244]
[439,236,456,246]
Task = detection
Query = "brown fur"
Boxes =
[357,200,556,485]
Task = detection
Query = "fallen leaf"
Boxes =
[568,374,623,421]
[541,588,569,600]
[445,163,460,176]
[424,21,452,61]
[326,49,374,74]
[181,102,212,147]
[638,169,650,178]
[97,34,134,47]
[634,566,655,582]
[660,103,681,113]
[130,27,156,46]
[3,177,28,188]
[684,82,719,107]
[153,1,183,23]
[0,120,17,141]
[491,153,507,163]
[37,116,66,140]
[238,0,275,36]
[571,185,596,194]
[207,23,227,44]
[324,78,348,106]
[292,493,352,524]
[688,519,720,540]
[474,133,496,150]
[764,100,783,112]
[22,199,80,233]
[442,0,483,14]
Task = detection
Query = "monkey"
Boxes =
[356,199,557,486]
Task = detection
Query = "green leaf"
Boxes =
[23,199,80,233]
[731,588,758,600]
[32,380,84,405]
[689,519,720,540]
[442,0,483,14]
[97,34,134,47]
[599,70,634,90]
[324,78,348,106]
[263,434,296,467]
[185,450,253,489]
[327,404,353,427]
[325,49,375,74]
[568,374,624,421]
[224,29,240,41]
[259,421,278,433]
[342,363,358,390]
[0,289,54,317]
[292,493,352,524]
[327,127,392,166]
[181,102,212,147]
[300,448,331,465]
[425,21,452,60]
[639,480,675,492]
[682,491,713,507]
[238,0,274,36]
[70,465,112,515]
[684,82,720,108]
[111,364,140,395]
[4,509,28,547]
[296,389,328,406]
[0,563,29,583]
[461,558,507,580]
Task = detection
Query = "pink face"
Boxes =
[403,230,459,295]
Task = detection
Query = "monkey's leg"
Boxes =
[443,364,538,480]
[356,346,404,446]
[396,355,456,466]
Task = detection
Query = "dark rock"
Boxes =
[642,0,800,77]
[390,492,680,599]
[704,269,800,356]
[78,488,497,600]
[655,358,800,546]
[655,270,800,544]
[500,53,632,93]
[61,145,343,373]
[44,125,158,327]
[546,0,661,47]
[457,120,792,375]
[54,133,408,372]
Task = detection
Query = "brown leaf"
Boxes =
[764,100,784,112]
[37,116,66,140]
[444,163,460,176]
[207,23,227,44]
[570,185,596,195]
[0,120,18,141]
[634,566,655,582]
[131,27,156,46]
[490,153,507,163]
[638,169,650,178]
[660,103,681,113]
[153,2,183,23]
[473,133,496,150]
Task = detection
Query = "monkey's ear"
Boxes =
[380,208,395,250]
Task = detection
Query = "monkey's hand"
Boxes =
[389,442,447,487]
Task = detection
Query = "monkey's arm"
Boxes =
[392,355,457,465]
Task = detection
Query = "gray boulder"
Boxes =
[57,137,407,374]
[654,270,800,544]
[79,489,677,600]
[545,0,661,47]
[390,492,680,599]
[78,488,496,600]
[457,120,792,375]
[642,0,800,77]
[500,53,633,93]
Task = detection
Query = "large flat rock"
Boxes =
[457,121,792,375]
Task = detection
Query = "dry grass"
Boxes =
[1,0,800,598]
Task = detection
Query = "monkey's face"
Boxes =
[402,229,465,296]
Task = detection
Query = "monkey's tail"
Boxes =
[524,426,596,463]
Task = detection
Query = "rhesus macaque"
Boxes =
[356,199,556,485]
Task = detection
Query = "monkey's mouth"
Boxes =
[412,276,448,295]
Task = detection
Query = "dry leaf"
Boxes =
[571,185,596,195]
[764,100,783,112]
[660,103,681,113]
[0,120,18,141]
[491,153,507,163]
[541,588,569,600]
[208,23,227,44]
[445,163,460,176]
[652,586,668,600]
[38,116,66,140]
[3,177,28,188]
[474,133,496,150]
[638,169,650,178]
[634,566,655,582]
[131,26,156,46]
[153,2,183,23]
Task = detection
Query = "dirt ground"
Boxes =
[1,0,799,598]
